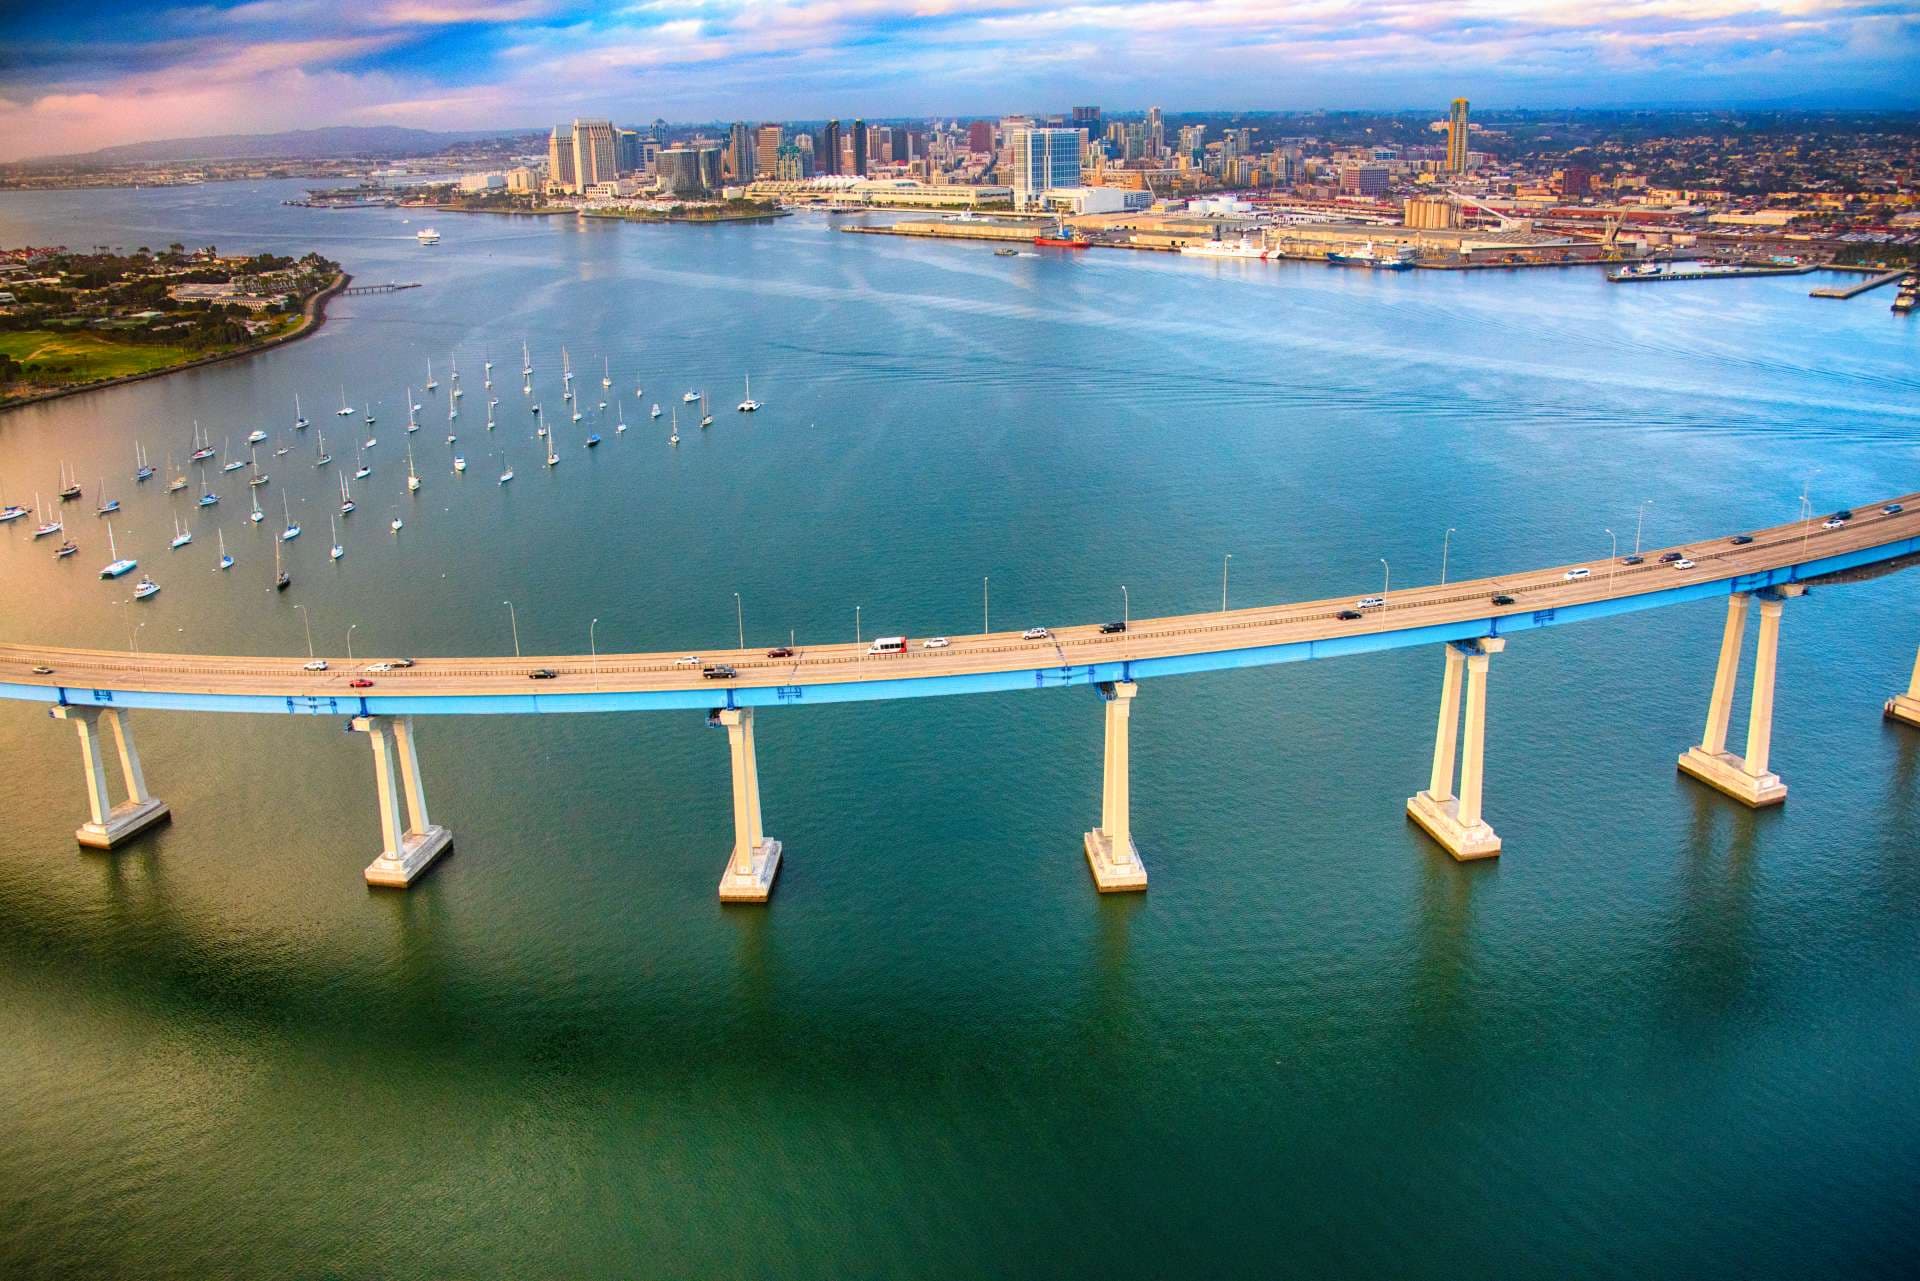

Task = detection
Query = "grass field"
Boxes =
[0,330,209,387]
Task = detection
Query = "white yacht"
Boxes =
[737,373,760,412]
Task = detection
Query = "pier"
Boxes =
[1810,269,1906,299]
[340,282,421,296]
[8,495,1920,899]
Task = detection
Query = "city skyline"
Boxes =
[2,1,1916,163]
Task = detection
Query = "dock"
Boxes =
[1607,264,1814,284]
[341,282,421,296]
[1811,270,1906,300]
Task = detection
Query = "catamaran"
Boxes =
[329,516,344,561]
[281,493,301,541]
[169,517,192,549]
[99,521,136,578]
[425,359,438,392]
[738,373,760,412]
[216,528,234,571]
[406,444,421,492]
[135,442,155,481]
[294,394,309,431]
[336,387,354,417]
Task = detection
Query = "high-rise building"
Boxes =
[1447,98,1471,173]
[546,125,575,192]
[890,126,911,164]
[1339,163,1390,197]
[818,120,841,175]
[656,145,724,197]
[1560,164,1594,198]
[1072,105,1101,137]
[570,119,617,192]
[966,120,994,154]
[1008,127,1082,210]
[755,124,783,176]
[775,144,806,182]
[850,118,868,177]
[616,128,643,175]
[1146,106,1164,158]
[727,122,756,182]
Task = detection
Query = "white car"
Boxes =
[1823,517,1847,530]
[1022,627,1050,640]
[674,655,700,667]
[1673,558,1695,570]
[302,659,328,672]
[1356,596,1385,609]
[1565,567,1592,581]
[364,662,393,674]
[923,637,950,649]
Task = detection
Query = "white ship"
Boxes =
[415,227,441,245]
[1181,237,1271,260]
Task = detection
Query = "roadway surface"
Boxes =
[4,493,1918,714]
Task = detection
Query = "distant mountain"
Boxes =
[22,126,535,167]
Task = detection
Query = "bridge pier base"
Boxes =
[1407,638,1504,860]
[352,715,452,887]
[1084,681,1147,892]
[717,708,781,903]
[1882,642,1920,728]
[1678,589,1797,808]
[51,705,170,849]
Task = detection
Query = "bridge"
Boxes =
[9,494,1920,901]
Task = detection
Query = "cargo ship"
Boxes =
[1033,235,1090,249]
[1181,237,1271,260]
[1325,242,1416,271]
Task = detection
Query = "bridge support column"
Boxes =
[351,715,452,887]
[1406,638,1504,860]
[1678,588,1799,807]
[1882,641,1920,729]
[50,705,170,849]
[1084,681,1147,892]
[717,708,781,903]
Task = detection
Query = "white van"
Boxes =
[868,636,908,655]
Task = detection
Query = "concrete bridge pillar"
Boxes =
[1084,681,1147,892]
[717,707,781,902]
[1881,640,1920,729]
[351,715,452,886]
[50,705,170,849]
[1678,588,1799,807]
[1406,638,1504,860]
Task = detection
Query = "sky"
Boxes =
[0,0,1915,161]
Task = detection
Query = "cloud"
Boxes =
[0,0,1913,161]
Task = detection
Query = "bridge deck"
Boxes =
[5,493,1918,714]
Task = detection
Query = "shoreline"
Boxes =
[0,270,349,415]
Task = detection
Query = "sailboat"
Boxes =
[189,420,215,462]
[294,393,309,430]
[448,394,458,426]
[499,456,514,485]
[198,489,220,507]
[336,387,354,417]
[571,403,582,423]
[485,400,496,431]
[406,387,419,433]
[425,359,438,392]
[546,419,560,467]
[169,516,192,549]
[329,516,344,561]
[452,357,463,399]
[216,528,234,571]
[281,492,301,541]
[33,495,62,538]
[682,389,700,403]
[669,406,680,447]
[99,521,136,578]
[57,461,81,500]
[165,456,187,492]
[221,436,245,471]
[699,393,713,429]
[615,403,627,434]
[96,478,120,514]
[248,448,268,486]
[340,472,356,515]
[246,425,268,445]
[249,485,265,524]
[650,403,661,419]
[586,418,600,447]
[738,373,760,412]
[354,441,370,479]
[314,431,332,467]
[602,356,612,389]
[454,452,467,472]
[135,442,155,481]
[390,512,404,533]
[56,536,78,558]
[274,537,290,591]
[483,355,493,390]
[406,444,421,492]
[0,501,24,523]
[520,341,532,378]
[561,348,573,386]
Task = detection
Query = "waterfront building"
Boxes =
[616,128,644,174]
[851,118,868,177]
[546,125,575,193]
[1009,127,1082,211]
[656,147,721,198]
[457,173,506,193]
[755,124,783,176]
[1448,98,1471,173]
[571,119,618,192]
[505,166,539,194]
[728,122,756,182]
[818,120,841,175]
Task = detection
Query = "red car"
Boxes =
[348,678,375,688]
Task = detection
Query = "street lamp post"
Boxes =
[347,623,357,663]
[733,593,744,650]
[1121,584,1129,629]
[855,605,861,645]
[502,600,520,658]
[1605,528,1617,594]
[983,575,989,634]
[1441,527,1457,585]
[589,617,599,670]
[1634,499,1653,555]
[294,603,315,658]
[1380,558,1390,599]
[1221,553,1232,612]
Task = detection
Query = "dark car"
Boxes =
[391,658,417,668]
[1099,621,1127,634]
[1337,609,1364,620]
[1491,594,1516,606]
[1832,510,1854,521]
[765,646,794,659]
[31,665,54,675]
[1730,534,1754,546]
[528,668,557,680]
[349,678,374,689]
[703,664,738,680]
[1659,551,1685,563]
[1621,555,1645,565]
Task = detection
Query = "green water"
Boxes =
[1,183,1917,1278]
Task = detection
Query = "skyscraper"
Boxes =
[728,122,756,182]
[1146,105,1164,158]
[818,120,841,176]
[546,124,575,192]
[966,120,993,154]
[755,124,783,176]
[851,118,868,177]
[1447,98,1471,173]
[616,128,643,175]
[1008,127,1081,210]
[1072,105,1101,136]
[571,119,617,191]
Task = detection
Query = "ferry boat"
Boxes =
[1326,242,1416,271]
[416,227,441,245]
[1181,237,1271,261]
